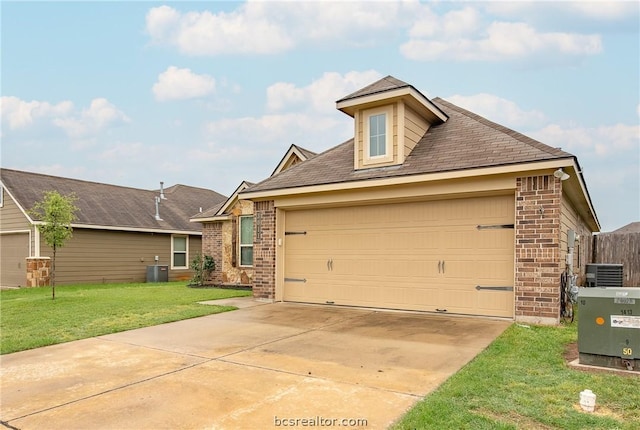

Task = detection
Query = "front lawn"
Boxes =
[0,282,251,354]
[392,320,640,430]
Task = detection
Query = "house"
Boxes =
[191,144,316,285]
[0,168,226,287]
[237,76,599,325]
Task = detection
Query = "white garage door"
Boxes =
[283,195,515,317]
[1,233,29,287]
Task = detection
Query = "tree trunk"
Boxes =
[52,246,56,300]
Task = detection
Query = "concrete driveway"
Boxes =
[1,299,510,429]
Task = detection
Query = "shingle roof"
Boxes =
[245,97,574,193]
[293,144,317,160]
[0,168,226,232]
[337,75,411,103]
[609,222,640,234]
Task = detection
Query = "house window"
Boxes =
[369,113,386,157]
[363,106,393,165]
[239,216,253,266]
[172,235,188,269]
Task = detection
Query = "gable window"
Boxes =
[239,215,253,267]
[363,105,393,165]
[369,113,386,157]
[172,235,188,269]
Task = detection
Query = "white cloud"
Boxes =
[145,2,418,56]
[486,1,639,22]
[1,96,73,130]
[144,3,607,66]
[145,4,294,55]
[402,20,602,62]
[266,70,383,113]
[531,123,640,156]
[52,98,130,138]
[445,93,546,128]
[1,96,128,139]
[153,66,216,101]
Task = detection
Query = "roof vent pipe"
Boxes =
[154,196,163,221]
[160,181,167,199]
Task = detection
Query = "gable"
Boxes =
[337,76,447,170]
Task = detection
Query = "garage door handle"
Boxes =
[438,261,441,273]
[442,261,445,273]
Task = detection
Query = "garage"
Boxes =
[283,195,515,317]
[1,233,29,287]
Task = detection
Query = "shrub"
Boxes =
[190,254,215,286]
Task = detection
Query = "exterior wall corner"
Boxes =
[514,175,562,325]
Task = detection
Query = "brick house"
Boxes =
[191,144,316,286]
[238,76,599,325]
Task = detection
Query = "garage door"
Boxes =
[283,195,515,317]
[1,233,29,287]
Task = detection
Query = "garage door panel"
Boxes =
[284,195,514,317]
[0,233,29,287]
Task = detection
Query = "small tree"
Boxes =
[190,253,215,286]
[30,191,79,299]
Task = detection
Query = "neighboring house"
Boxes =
[0,168,226,287]
[191,144,316,285]
[238,76,600,325]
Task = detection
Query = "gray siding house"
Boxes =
[0,168,225,287]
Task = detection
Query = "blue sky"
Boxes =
[1,1,638,232]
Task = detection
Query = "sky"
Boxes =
[1,1,638,232]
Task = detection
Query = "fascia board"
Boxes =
[31,221,203,236]
[337,87,447,122]
[240,158,576,200]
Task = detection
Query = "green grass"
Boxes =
[0,282,251,354]
[392,320,640,430]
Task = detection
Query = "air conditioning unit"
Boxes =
[585,263,623,288]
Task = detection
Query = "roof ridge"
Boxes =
[432,97,573,158]
[0,167,160,193]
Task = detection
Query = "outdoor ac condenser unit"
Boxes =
[585,263,623,288]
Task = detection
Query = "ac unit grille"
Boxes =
[586,264,623,288]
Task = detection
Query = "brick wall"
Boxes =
[202,222,223,285]
[515,175,562,325]
[26,257,50,287]
[252,200,276,300]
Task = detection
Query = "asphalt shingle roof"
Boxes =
[246,97,574,194]
[0,169,226,232]
[337,75,411,102]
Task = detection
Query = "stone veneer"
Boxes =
[26,257,51,287]
[514,175,562,325]
[252,200,276,301]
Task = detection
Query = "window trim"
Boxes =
[239,215,254,267]
[171,234,189,269]
[363,105,394,166]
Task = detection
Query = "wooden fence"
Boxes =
[593,232,640,287]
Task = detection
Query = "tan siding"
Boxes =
[0,191,31,230]
[560,193,593,284]
[404,105,430,155]
[38,229,201,284]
